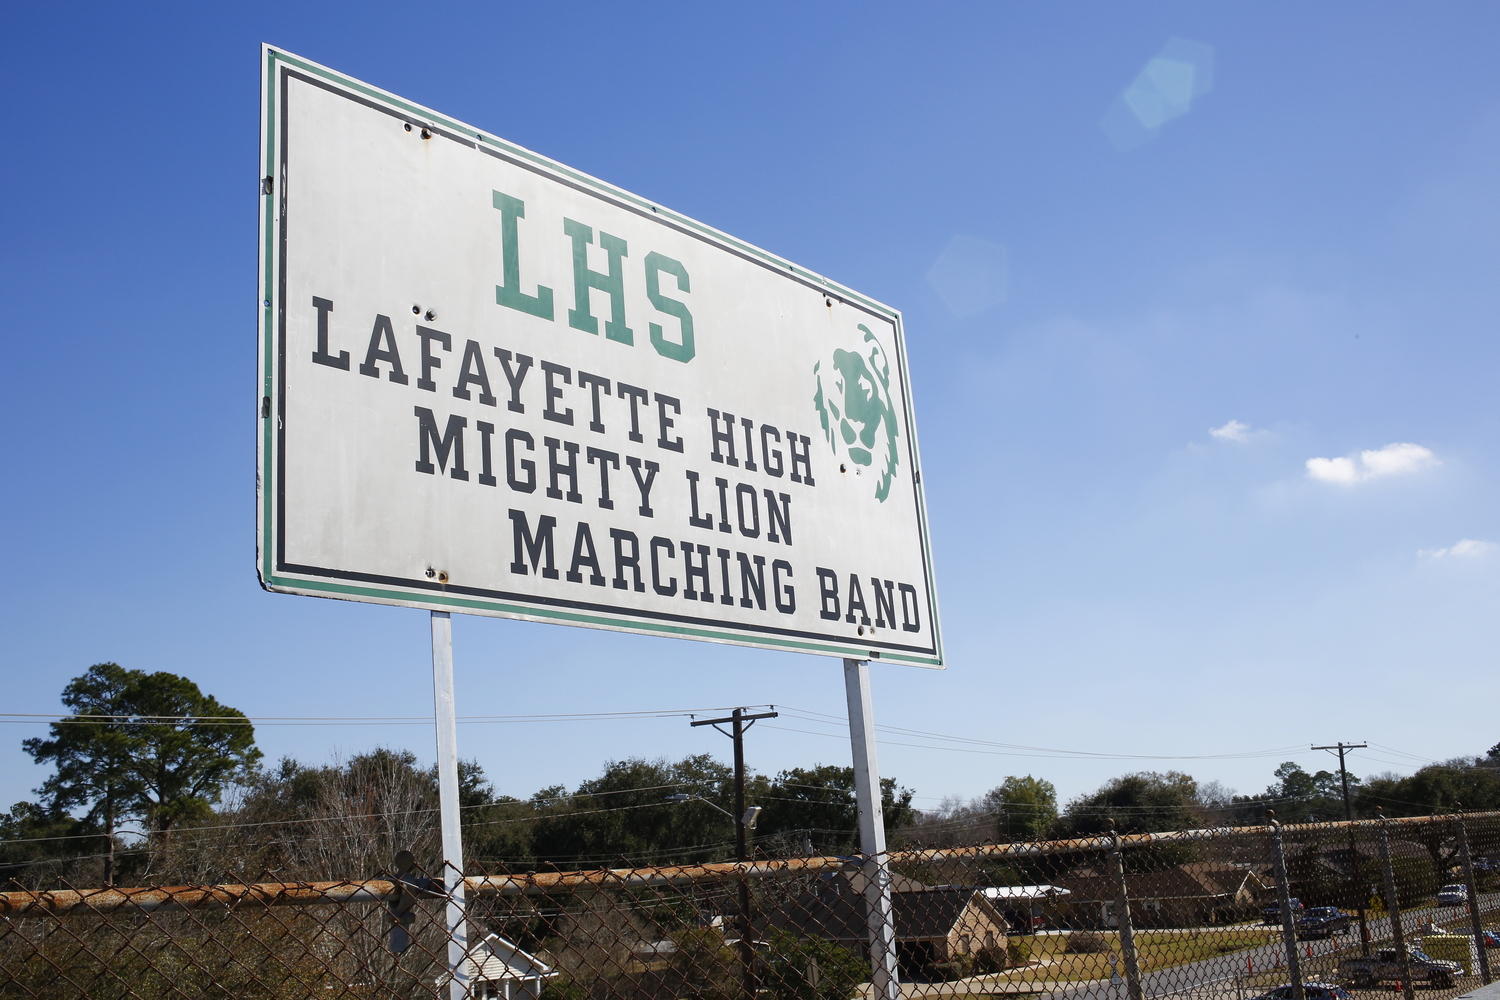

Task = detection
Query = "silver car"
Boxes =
[1438,883,1469,905]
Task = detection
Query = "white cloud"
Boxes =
[1360,442,1436,477]
[1305,455,1361,484]
[1420,539,1495,559]
[1305,442,1437,485]
[1210,419,1251,442]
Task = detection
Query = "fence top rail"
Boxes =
[4,809,1494,916]
[0,856,854,915]
[0,878,394,916]
[892,809,1500,863]
[467,854,850,895]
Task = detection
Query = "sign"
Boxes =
[257,47,943,668]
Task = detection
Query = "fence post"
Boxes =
[1454,805,1492,984]
[1377,810,1415,1000]
[1106,821,1144,1000]
[843,658,900,1000]
[1267,812,1304,1000]
[1350,826,1371,955]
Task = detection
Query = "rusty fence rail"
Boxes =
[5,812,1500,999]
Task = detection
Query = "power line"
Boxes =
[777,705,1306,760]
[0,706,773,726]
[1368,742,1447,764]
[2,702,1391,764]
[0,780,710,846]
[764,718,1305,762]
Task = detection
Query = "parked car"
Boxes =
[1253,984,1352,1000]
[1264,898,1305,925]
[1338,947,1463,989]
[1438,883,1469,905]
[1297,907,1352,939]
[1482,929,1500,948]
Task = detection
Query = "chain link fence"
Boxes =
[5,812,1499,999]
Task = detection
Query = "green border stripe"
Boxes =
[266,575,940,667]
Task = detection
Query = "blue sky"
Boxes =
[3,2,1499,818]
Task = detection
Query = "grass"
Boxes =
[992,929,1280,982]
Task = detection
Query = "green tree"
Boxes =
[754,764,915,856]
[529,754,737,865]
[23,663,262,870]
[761,928,867,1000]
[1356,761,1500,871]
[0,800,104,885]
[1227,761,1356,825]
[983,775,1058,841]
[458,758,535,868]
[223,748,522,879]
[527,758,917,864]
[1358,761,1500,818]
[1053,771,1202,837]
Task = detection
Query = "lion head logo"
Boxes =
[813,324,900,502]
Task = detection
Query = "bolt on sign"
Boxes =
[257,47,943,668]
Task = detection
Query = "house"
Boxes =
[764,871,1010,973]
[1053,862,1270,928]
[981,884,1073,933]
[442,933,557,1000]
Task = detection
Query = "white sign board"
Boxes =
[257,47,943,668]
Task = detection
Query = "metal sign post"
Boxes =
[844,658,900,1000]
[430,612,468,999]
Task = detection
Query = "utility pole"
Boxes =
[1312,742,1369,954]
[692,707,778,1000]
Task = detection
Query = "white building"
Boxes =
[440,933,557,1000]
[980,884,1073,931]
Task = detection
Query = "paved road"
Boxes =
[1045,894,1500,1000]
[854,897,1499,999]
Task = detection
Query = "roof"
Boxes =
[1055,864,1267,904]
[1180,862,1269,898]
[766,873,1008,944]
[895,889,1007,940]
[455,933,557,983]
[983,885,1073,900]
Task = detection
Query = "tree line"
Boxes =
[7,663,1500,888]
